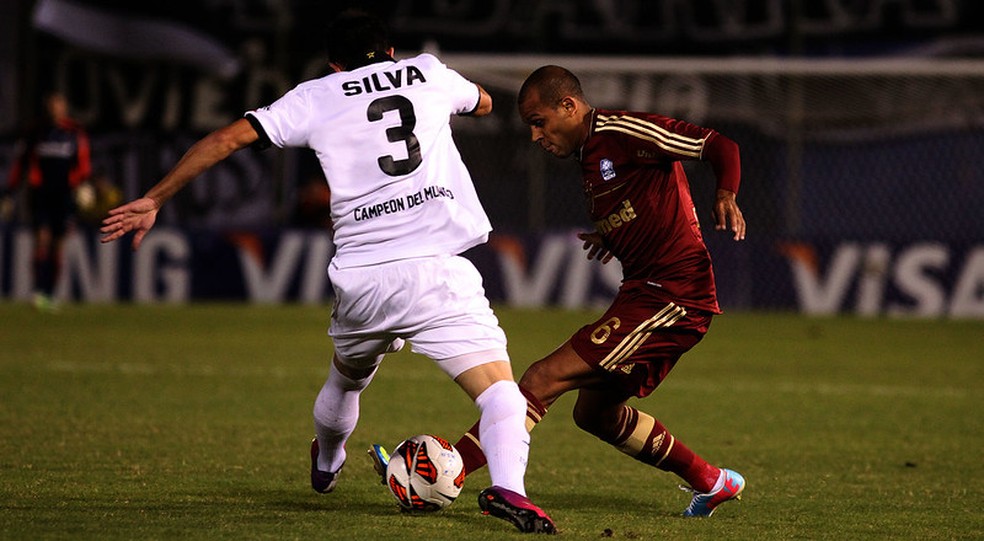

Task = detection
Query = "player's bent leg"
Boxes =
[570,387,629,440]
[454,384,549,475]
[311,353,380,493]
[453,362,530,489]
[456,362,556,532]
[573,388,725,498]
[471,378,529,495]
[519,341,609,407]
[453,359,513,400]
[455,341,604,476]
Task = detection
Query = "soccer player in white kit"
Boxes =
[100,9,555,535]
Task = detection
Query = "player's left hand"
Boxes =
[577,231,614,264]
[100,197,160,251]
[713,189,745,241]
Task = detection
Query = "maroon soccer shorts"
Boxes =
[569,280,713,398]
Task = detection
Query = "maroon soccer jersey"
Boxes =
[579,108,722,314]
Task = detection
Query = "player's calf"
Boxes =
[454,384,549,475]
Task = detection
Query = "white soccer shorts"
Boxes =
[327,255,509,378]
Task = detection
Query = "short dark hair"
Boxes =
[518,65,585,107]
[326,9,392,70]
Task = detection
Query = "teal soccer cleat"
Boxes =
[367,443,390,485]
[681,468,745,517]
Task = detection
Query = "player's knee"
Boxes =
[474,380,525,421]
[518,359,557,395]
[520,359,585,409]
[332,354,379,389]
[571,403,602,436]
[572,402,619,441]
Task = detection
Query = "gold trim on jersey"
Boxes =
[599,302,687,372]
[591,180,628,199]
[595,113,705,158]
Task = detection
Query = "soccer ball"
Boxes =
[385,434,465,512]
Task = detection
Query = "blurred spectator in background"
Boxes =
[5,91,91,311]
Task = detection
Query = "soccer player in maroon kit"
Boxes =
[452,65,747,519]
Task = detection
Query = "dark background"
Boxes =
[1,0,982,313]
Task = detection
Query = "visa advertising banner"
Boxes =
[2,227,982,318]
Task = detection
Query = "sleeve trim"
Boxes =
[458,84,482,116]
[244,113,273,150]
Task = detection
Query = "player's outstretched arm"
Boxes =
[100,118,259,250]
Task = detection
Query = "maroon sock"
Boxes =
[454,421,485,475]
[611,406,720,492]
[453,384,548,476]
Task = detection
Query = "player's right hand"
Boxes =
[713,189,746,241]
[100,197,160,251]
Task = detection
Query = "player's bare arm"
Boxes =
[100,119,259,250]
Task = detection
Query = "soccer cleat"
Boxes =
[367,443,390,485]
[478,486,556,534]
[310,437,343,494]
[681,468,745,517]
[33,293,59,313]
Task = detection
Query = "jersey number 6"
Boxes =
[367,95,422,176]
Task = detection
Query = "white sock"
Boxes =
[312,360,375,473]
[475,380,529,496]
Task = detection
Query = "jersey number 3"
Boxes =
[367,95,422,176]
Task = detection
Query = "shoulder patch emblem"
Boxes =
[600,158,616,181]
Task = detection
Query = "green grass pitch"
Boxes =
[1,303,981,540]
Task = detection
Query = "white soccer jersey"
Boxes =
[246,53,492,268]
